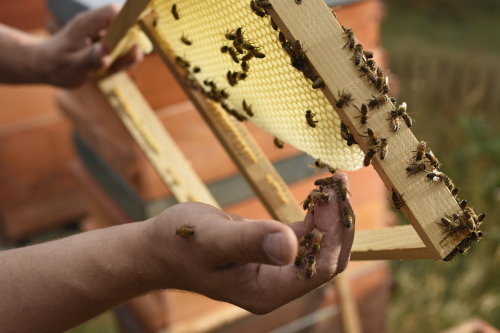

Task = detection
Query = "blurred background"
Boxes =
[382,0,500,331]
[0,0,498,332]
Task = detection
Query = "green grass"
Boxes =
[382,1,500,331]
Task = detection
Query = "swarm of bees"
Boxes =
[295,228,323,278]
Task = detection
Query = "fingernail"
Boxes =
[263,232,287,265]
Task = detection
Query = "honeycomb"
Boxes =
[147,0,364,171]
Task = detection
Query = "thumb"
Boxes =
[212,220,298,266]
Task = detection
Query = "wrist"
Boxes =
[29,38,55,85]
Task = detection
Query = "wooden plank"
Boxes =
[140,18,304,223]
[99,72,219,208]
[268,0,467,259]
[102,0,151,52]
[352,225,432,260]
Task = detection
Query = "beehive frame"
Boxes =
[99,0,481,261]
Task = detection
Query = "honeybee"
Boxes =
[255,0,272,8]
[310,190,331,205]
[415,141,427,161]
[228,47,240,63]
[365,128,379,146]
[402,114,413,128]
[305,110,318,128]
[363,50,374,59]
[342,27,357,49]
[242,42,256,51]
[368,94,389,109]
[336,90,354,108]
[459,199,468,210]
[426,170,447,182]
[363,148,377,166]
[295,244,307,267]
[311,228,324,254]
[237,72,247,81]
[352,44,364,66]
[312,77,325,89]
[389,117,400,132]
[242,100,253,117]
[176,225,195,237]
[336,178,349,201]
[270,17,278,31]
[366,59,376,71]
[379,137,388,160]
[305,255,317,279]
[406,162,426,175]
[390,97,397,107]
[220,89,229,99]
[355,104,369,125]
[358,64,377,85]
[438,217,455,233]
[314,176,337,187]
[338,207,352,229]
[302,194,312,211]
[250,0,267,17]
[180,34,192,46]
[340,122,355,146]
[227,71,236,86]
[451,187,459,197]
[461,210,476,231]
[391,188,405,209]
[273,137,285,149]
[235,27,244,43]
[425,151,441,169]
[249,49,265,59]
[233,41,244,54]
[175,56,190,69]
[241,61,249,73]
[171,4,179,20]
[376,66,384,78]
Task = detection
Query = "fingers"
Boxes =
[66,4,121,42]
[205,218,298,267]
[335,200,355,274]
[105,45,144,75]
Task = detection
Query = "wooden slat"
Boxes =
[352,225,432,260]
[269,0,466,259]
[102,0,151,51]
[98,72,219,208]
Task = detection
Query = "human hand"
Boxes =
[143,174,355,314]
[34,5,143,88]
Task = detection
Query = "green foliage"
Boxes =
[383,2,500,332]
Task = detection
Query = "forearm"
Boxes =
[0,221,164,333]
[0,24,45,84]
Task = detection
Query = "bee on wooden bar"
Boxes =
[406,162,427,175]
[368,94,389,109]
[270,17,278,31]
[366,59,376,71]
[305,255,317,278]
[390,97,397,107]
[342,27,357,49]
[379,138,388,160]
[426,170,447,182]
[295,244,307,267]
[425,151,441,169]
[389,117,401,132]
[376,66,384,79]
[365,128,379,146]
[175,56,190,69]
[242,100,253,117]
[273,137,285,149]
[363,50,374,59]
[312,77,325,89]
[391,188,405,209]
[342,207,353,228]
[336,90,354,108]
[176,225,195,237]
[355,104,369,125]
[363,148,376,166]
[311,228,324,254]
[180,34,192,46]
[451,187,459,197]
[305,110,318,128]
[352,44,364,66]
[459,199,468,210]
[415,141,427,161]
[462,210,476,231]
[402,113,413,128]
[171,4,179,20]
[340,123,356,146]
[295,0,302,4]
[438,217,455,233]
